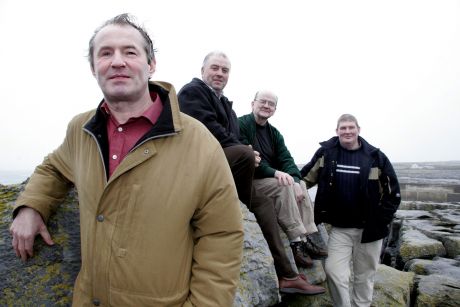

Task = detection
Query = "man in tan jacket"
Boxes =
[9,14,243,306]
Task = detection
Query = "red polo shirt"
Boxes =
[102,92,163,177]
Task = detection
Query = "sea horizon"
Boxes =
[2,160,459,186]
[0,170,33,185]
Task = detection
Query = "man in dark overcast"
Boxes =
[178,51,260,206]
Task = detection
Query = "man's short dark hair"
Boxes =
[87,13,156,69]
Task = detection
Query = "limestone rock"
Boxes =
[236,204,280,307]
[415,274,460,307]
[4,181,458,306]
[443,235,460,258]
[279,264,415,307]
[398,224,446,266]
[0,184,80,306]
[2,184,324,307]
[372,264,415,307]
[399,201,460,211]
[404,257,460,280]
[395,209,434,220]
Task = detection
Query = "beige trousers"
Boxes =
[325,227,382,307]
[252,178,317,240]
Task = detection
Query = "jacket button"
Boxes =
[92,298,101,306]
[96,215,104,222]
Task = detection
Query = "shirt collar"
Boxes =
[100,91,161,125]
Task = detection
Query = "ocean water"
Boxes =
[0,170,32,185]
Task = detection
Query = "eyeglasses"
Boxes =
[255,99,276,108]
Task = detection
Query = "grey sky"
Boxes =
[1,0,459,173]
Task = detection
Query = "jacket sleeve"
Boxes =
[14,121,75,222]
[187,146,243,306]
[272,130,302,182]
[237,115,251,146]
[300,147,323,188]
[178,83,240,148]
[378,153,401,224]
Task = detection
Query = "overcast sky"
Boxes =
[1,0,459,176]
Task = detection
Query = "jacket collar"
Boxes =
[85,81,182,137]
[320,136,379,156]
[191,78,232,105]
[83,81,182,179]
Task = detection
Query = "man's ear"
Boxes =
[149,58,156,77]
[90,63,96,77]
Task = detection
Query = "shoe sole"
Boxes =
[279,287,326,295]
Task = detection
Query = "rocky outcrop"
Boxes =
[237,204,280,306]
[384,203,460,270]
[404,257,460,306]
[415,274,460,307]
[0,184,80,306]
[372,265,415,306]
[2,182,460,306]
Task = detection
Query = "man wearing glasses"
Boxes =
[238,90,327,295]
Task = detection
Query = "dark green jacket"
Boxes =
[238,113,301,182]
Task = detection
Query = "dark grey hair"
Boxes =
[87,13,156,69]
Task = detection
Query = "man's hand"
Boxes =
[9,207,54,261]
[249,145,261,167]
[274,171,294,186]
[293,182,305,203]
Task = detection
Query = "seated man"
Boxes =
[238,90,327,295]
[178,51,259,205]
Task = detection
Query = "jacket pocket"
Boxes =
[116,184,140,255]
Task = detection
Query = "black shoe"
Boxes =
[290,241,313,268]
[302,237,328,259]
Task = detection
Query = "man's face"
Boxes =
[201,55,231,93]
[252,92,277,122]
[91,24,155,103]
[336,120,360,149]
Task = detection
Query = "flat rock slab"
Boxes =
[399,225,446,264]
[373,264,415,306]
[415,274,460,307]
[404,257,460,281]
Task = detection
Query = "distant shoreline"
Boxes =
[2,160,460,186]
[0,170,32,185]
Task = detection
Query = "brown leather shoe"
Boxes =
[279,274,326,295]
[290,241,313,268]
[302,237,328,259]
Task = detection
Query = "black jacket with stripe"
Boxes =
[301,136,401,243]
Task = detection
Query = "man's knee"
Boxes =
[224,145,255,165]
[325,260,347,282]
[236,145,255,163]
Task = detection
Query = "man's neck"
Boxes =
[105,94,153,124]
[203,80,223,98]
[340,141,361,151]
[254,114,268,126]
